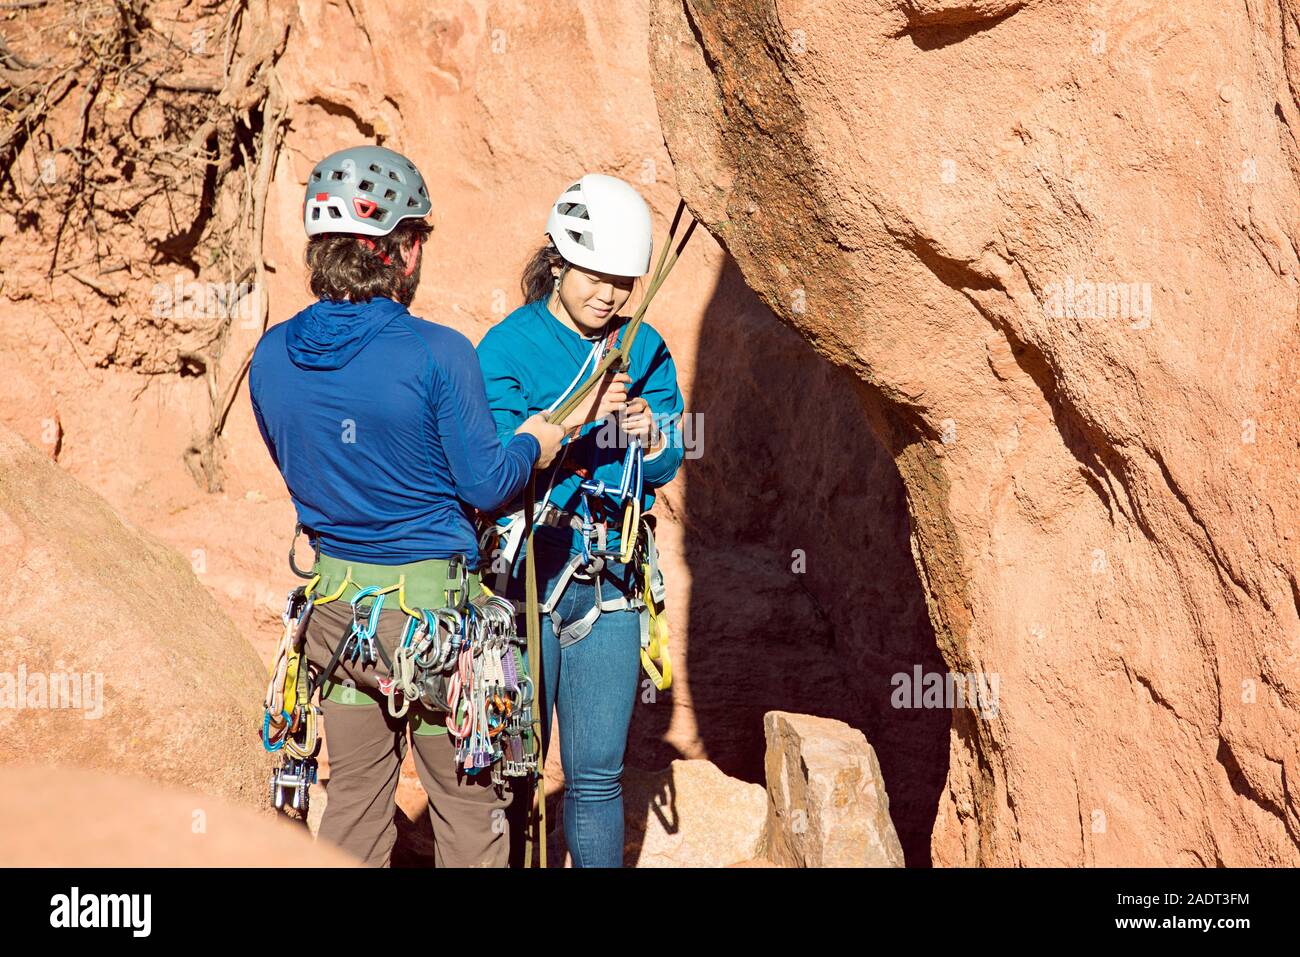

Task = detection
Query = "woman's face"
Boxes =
[552,263,635,334]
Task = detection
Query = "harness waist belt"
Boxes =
[313,552,480,611]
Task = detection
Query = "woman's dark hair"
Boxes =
[306,218,433,306]
[520,241,566,304]
[519,240,642,306]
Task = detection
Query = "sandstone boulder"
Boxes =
[759,711,905,868]
[0,425,273,807]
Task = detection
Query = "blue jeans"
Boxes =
[510,534,642,867]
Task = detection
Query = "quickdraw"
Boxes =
[438,592,537,787]
[343,587,387,666]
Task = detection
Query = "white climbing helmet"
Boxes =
[545,174,653,277]
[303,145,432,238]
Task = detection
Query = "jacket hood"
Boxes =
[285,297,408,370]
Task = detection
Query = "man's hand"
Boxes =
[515,413,566,469]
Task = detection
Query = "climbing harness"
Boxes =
[259,538,542,816]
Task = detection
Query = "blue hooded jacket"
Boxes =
[249,296,540,564]
[476,297,685,555]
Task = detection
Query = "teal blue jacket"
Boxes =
[476,297,685,555]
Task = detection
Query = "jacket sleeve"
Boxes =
[431,331,539,512]
[248,363,281,470]
[477,330,533,447]
[635,330,686,488]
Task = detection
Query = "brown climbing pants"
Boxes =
[302,598,511,868]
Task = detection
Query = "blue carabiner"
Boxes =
[345,587,385,663]
[261,710,291,752]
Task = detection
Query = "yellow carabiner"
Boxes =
[619,498,641,565]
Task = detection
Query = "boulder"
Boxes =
[759,711,905,868]
[0,425,274,807]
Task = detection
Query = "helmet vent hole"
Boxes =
[330,169,346,181]
[310,208,320,220]
[374,208,388,221]
[311,171,322,181]
[567,229,594,251]
[406,197,420,208]
[419,185,427,197]
[359,179,374,192]
[327,206,342,219]
[558,202,589,220]
[369,163,382,174]
[387,170,400,181]
[384,188,397,201]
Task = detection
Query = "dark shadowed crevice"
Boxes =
[306,95,380,142]
[626,257,948,865]
[1216,738,1292,837]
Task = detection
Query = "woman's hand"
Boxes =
[621,397,662,452]
[560,372,630,436]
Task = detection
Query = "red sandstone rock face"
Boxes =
[650,0,1300,865]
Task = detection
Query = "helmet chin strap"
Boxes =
[356,235,421,277]
[356,236,391,266]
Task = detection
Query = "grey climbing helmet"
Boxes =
[303,145,432,238]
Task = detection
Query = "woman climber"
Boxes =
[477,174,687,867]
